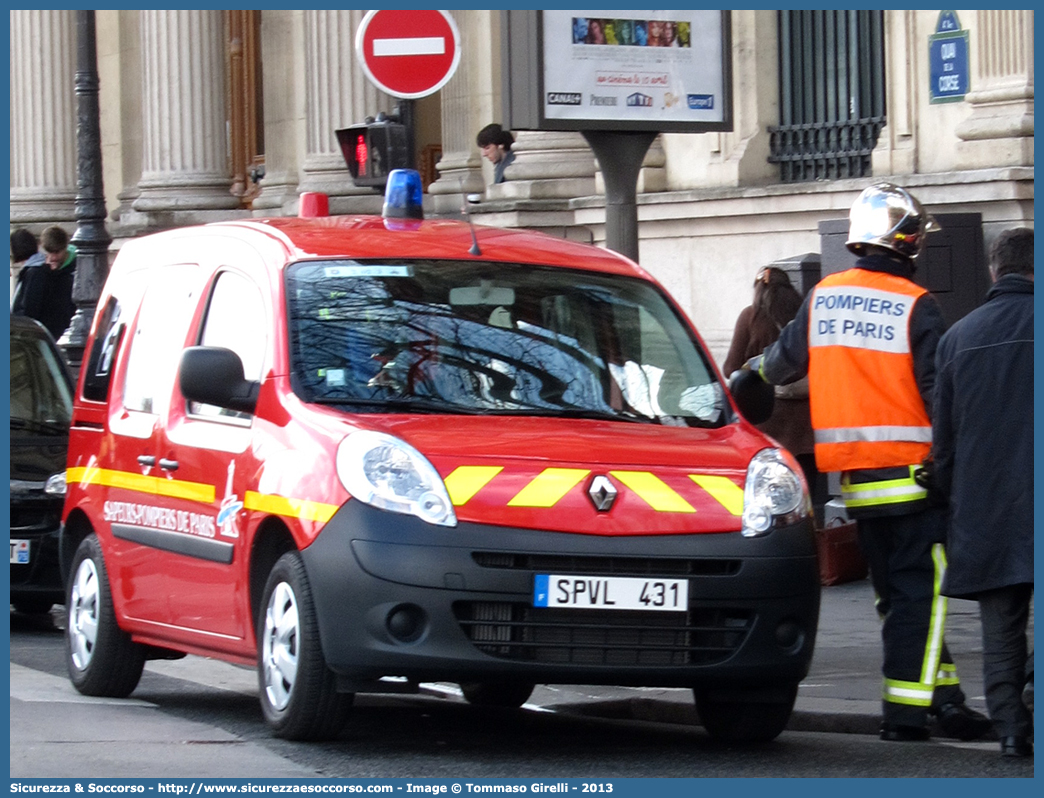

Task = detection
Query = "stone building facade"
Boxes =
[9,9,1033,363]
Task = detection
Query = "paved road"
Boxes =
[9,580,1034,779]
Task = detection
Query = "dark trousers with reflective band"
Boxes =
[978,583,1033,738]
[856,506,966,727]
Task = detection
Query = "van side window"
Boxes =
[190,270,266,419]
[82,296,122,402]
[123,266,200,415]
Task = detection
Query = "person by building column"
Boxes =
[11,226,77,341]
[475,123,516,185]
[931,227,1034,758]
[10,228,45,308]
[748,183,992,743]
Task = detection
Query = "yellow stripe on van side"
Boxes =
[689,474,744,516]
[610,471,695,513]
[244,491,339,524]
[155,479,216,504]
[507,468,590,508]
[65,466,215,504]
[444,465,504,506]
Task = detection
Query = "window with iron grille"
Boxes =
[769,10,886,183]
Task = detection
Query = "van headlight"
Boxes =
[336,430,457,527]
[44,472,67,496]
[741,448,810,537]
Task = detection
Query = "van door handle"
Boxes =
[137,455,156,467]
[159,459,179,472]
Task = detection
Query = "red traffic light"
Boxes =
[336,121,410,191]
[354,133,368,177]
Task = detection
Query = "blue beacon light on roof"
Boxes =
[383,169,424,220]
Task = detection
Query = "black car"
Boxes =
[10,314,73,614]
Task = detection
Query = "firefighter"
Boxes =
[749,183,992,742]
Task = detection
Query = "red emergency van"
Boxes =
[61,171,820,743]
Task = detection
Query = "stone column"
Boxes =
[428,10,492,214]
[955,10,1034,168]
[9,10,78,226]
[129,10,241,226]
[97,10,144,232]
[253,10,307,216]
[299,9,395,213]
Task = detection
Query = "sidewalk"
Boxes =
[527,576,1030,736]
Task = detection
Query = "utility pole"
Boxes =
[60,9,111,374]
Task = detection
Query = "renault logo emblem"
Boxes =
[588,475,618,512]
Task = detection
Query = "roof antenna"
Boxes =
[459,179,482,257]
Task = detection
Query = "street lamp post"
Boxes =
[59,9,111,373]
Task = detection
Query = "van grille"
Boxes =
[471,552,741,577]
[453,601,753,666]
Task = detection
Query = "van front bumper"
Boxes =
[301,501,821,691]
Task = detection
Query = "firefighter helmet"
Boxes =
[846,182,940,260]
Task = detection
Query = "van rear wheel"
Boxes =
[66,535,145,697]
[258,551,352,740]
[694,684,797,743]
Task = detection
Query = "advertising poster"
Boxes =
[541,10,728,129]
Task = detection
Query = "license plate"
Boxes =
[534,574,688,612]
[10,540,30,565]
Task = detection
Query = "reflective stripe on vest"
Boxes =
[807,270,932,471]
[815,426,933,445]
[840,466,927,508]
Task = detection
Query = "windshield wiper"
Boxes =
[485,406,653,424]
[308,395,478,415]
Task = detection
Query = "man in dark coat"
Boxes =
[11,225,77,341]
[932,227,1034,758]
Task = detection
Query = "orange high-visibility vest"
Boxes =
[807,269,932,472]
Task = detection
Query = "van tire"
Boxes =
[66,535,146,697]
[459,681,535,708]
[258,551,352,740]
[694,684,797,743]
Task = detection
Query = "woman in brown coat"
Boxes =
[723,267,821,507]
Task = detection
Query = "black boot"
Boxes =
[932,702,993,741]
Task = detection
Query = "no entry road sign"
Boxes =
[355,9,461,99]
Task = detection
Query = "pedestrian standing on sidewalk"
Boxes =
[749,183,991,743]
[932,227,1034,758]
[11,225,77,341]
[723,267,820,506]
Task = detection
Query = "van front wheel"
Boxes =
[694,684,798,743]
[459,681,535,708]
[258,551,352,740]
[66,535,145,697]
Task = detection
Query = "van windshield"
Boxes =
[285,259,727,427]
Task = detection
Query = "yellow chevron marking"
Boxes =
[508,468,590,508]
[244,491,339,524]
[610,471,695,513]
[444,465,504,506]
[65,466,214,504]
[689,474,744,516]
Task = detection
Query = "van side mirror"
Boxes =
[179,346,259,415]
[727,369,775,426]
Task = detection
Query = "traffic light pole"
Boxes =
[396,99,417,170]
